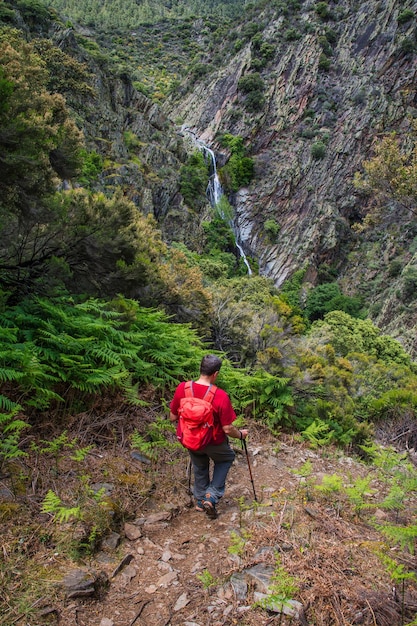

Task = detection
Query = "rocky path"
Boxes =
[56,437,416,626]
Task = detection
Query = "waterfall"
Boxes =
[201,145,223,207]
[197,140,252,275]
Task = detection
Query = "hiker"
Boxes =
[169,354,248,519]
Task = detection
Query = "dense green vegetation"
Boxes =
[1,2,417,624]
[1,0,416,455]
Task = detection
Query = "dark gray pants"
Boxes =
[188,439,236,503]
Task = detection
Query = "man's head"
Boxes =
[200,354,222,376]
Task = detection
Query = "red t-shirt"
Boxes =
[170,381,236,445]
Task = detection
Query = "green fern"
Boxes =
[315,473,344,495]
[0,408,28,470]
[344,475,376,515]
[302,419,333,448]
[41,489,82,523]
[376,522,417,555]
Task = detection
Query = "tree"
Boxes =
[305,283,363,321]
[354,131,417,219]
[0,28,83,217]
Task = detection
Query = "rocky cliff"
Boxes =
[164,0,417,353]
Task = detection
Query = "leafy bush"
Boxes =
[78,149,103,186]
[218,134,254,191]
[311,140,326,159]
[402,267,417,301]
[311,311,412,366]
[180,150,209,209]
[398,9,414,25]
[315,1,331,20]
[388,259,402,277]
[305,283,363,321]
[284,28,301,41]
[238,72,264,94]
[264,219,280,241]
[318,53,331,71]
[400,37,415,54]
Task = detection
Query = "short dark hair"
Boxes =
[200,354,222,376]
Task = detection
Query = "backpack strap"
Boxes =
[203,384,217,404]
[183,381,217,403]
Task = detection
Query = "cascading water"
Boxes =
[197,140,252,275]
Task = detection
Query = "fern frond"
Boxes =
[0,395,20,412]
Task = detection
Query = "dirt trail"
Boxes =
[55,433,414,626]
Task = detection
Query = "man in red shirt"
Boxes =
[169,354,248,519]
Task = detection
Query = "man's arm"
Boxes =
[169,411,178,422]
[223,424,248,440]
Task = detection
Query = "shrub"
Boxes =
[78,149,103,186]
[400,37,415,54]
[315,1,331,20]
[388,259,402,277]
[238,72,264,93]
[318,53,331,70]
[402,267,417,301]
[244,90,265,112]
[305,283,362,321]
[398,9,414,25]
[285,28,301,41]
[311,141,326,159]
[180,151,209,209]
[264,219,281,241]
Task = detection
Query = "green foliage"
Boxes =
[311,311,412,366]
[0,27,83,217]
[402,266,417,301]
[256,554,299,610]
[41,489,82,523]
[304,282,363,321]
[344,475,376,515]
[218,134,254,192]
[130,417,178,461]
[209,275,303,369]
[221,366,294,431]
[284,27,301,41]
[314,473,343,495]
[264,218,280,242]
[398,9,414,25]
[302,418,333,447]
[280,268,306,310]
[196,568,218,589]
[400,37,415,54]
[311,140,326,159]
[180,150,209,209]
[0,294,205,414]
[202,215,236,253]
[238,72,265,111]
[228,529,247,556]
[315,1,331,20]
[376,522,417,555]
[0,406,28,472]
[318,53,331,71]
[368,388,417,422]
[78,149,103,186]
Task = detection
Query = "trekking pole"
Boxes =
[186,457,192,496]
[241,438,257,502]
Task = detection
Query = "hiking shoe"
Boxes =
[203,494,217,519]
[195,499,204,512]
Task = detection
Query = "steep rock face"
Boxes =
[165,0,417,351]
[52,27,186,222]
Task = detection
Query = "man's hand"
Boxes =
[223,424,248,440]
[169,411,178,422]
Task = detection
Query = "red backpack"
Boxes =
[176,381,217,451]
